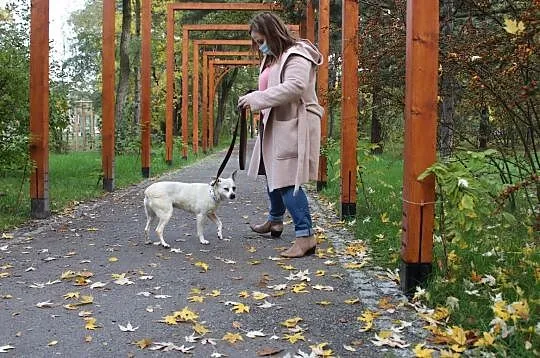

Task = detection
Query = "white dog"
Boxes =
[143,170,237,247]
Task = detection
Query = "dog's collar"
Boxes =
[208,186,219,202]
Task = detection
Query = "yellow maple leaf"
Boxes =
[134,338,152,349]
[310,342,334,357]
[381,212,390,223]
[61,270,77,279]
[440,350,460,358]
[413,343,435,358]
[222,332,243,344]
[344,262,366,269]
[492,300,510,321]
[316,270,326,276]
[281,317,303,328]
[173,307,199,322]
[195,261,209,272]
[357,310,380,332]
[193,322,210,335]
[207,290,221,297]
[63,292,80,300]
[378,297,394,310]
[249,260,261,265]
[84,317,99,330]
[108,257,118,262]
[281,264,296,271]
[238,290,250,298]
[344,298,360,305]
[283,332,305,344]
[232,303,250,314]
[503,17,525,34]
[246,246,257,253]
[447,326,467,346]
[509,299,529,320]
[190,288,202,294]
[252,291,269,300]
[188,295,205,303]
[474,331,495,347]
[161,315,178,325]
[78,295,94,305]
[291,283,309,293]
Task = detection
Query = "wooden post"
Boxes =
[29,0,49,218]
[192,43,200,154]
[317,0,329,191]
[181,27,189,159]
[202,52,209,152]
[165,4,174,165]
[208,60,215,149]
[140,0,151,177]
[305,0,315,43]
[400,0,439,295]
[340,0,359,219]
[101,0,115,192]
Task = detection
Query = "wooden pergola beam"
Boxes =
[400,0,439,295]
[166,2,280,162]
[197,50,256,152]
[29,0,50,218]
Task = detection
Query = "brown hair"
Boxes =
[249,12,297,59]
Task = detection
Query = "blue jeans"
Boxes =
[267,185,313,237]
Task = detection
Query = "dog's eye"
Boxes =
[232,187,236,191]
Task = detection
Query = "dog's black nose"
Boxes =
[230,194,236,199]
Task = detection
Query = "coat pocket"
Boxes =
[273,118,298,159]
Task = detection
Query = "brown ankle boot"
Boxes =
[280,235,317,258]
[249,221,283,237]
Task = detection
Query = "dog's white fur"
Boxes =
[143,170,237,247]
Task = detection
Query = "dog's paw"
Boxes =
[145,240,153,245]
[200,239,209,245]
[161,242,171,248]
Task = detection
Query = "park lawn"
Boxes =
[320,142,538,356]
[0,144,216,230]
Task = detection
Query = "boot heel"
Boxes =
[270,230,282,238]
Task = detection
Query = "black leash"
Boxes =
[214,90,253,179]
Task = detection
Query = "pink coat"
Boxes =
[239,40,324,194]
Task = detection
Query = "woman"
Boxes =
[238,12,323,258]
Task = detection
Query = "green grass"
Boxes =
[320,140,538,356]
[0,142,227,230]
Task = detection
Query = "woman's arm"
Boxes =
[239,55,311,111]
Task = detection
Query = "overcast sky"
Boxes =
[1,0,87,61]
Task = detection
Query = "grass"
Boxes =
[0,142,227,230]
[320,139,538,356]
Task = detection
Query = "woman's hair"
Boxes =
[249,12,297,58]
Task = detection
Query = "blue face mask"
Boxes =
[259,41,273,56]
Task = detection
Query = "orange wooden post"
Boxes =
[140,0,151,177]
[340,0,359,219]
[181,27,190,159]
[165,4,174,165]
[29,0,50,218]
[102,0,115,192]
[202,52,209,152]
[208,60,215,149]
[316,0,330,191]
[305,0,315,42]
[192,42,200,154]
[400,0,439,295]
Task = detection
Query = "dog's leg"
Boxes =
[196,213,209,245]
[143,197,155,245]
[207,212,223,240]
[155,208,173,248]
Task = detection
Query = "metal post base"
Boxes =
[141,167,150,178]
[103,178,114,192]
[340,202,356,220]
[316,181,327,191]
[166,160,172,166]
[31,198,50,219]
[400,260,432,297]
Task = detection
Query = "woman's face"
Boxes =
[251,31,266,47]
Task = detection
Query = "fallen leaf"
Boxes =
[47,340,58,346]
[222,332,243,344]
[0,345,14,353]
[134,338,152,349]
[283,332,305,344]
[36,300,55,308]
[84,317,100,330]
[246,330,266,338]
[256,347,283,356]
[119,322,139,332]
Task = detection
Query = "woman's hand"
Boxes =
[237,95,251,110]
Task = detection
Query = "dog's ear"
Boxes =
[231,169,238,181]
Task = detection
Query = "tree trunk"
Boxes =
[439,0,455,159]
[132,0,141,124]
[115,0,132,127]
[478,106,489,149]
[370,82,383,154]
